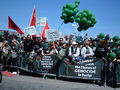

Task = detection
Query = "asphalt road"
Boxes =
[0,75,119,90]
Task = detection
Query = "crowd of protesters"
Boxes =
[0,31,120,71]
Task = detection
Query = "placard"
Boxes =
[40,55,54,73]
[24,26,36,36]
[37,17,47,26]
[46,30,60,41]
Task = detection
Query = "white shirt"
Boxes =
[69,46,80,57]
[81,46,94,58]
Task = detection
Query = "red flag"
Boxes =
[30,8,36,26]
[8,16,24,34]
[41,22,50,38]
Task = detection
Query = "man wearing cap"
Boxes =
[69,41,80,59]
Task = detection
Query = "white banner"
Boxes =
[46,30,60,41]
[24,26,36,36]
[37,17,47,26]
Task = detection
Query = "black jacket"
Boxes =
[95,43,108,58]
[23,39,34,52]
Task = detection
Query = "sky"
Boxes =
[0,0,120,37]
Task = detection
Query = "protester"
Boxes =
[95,40,108,59]
[81,40,94,58]
[91,40,97,53]
[1,31,120,87]
[1,41,11,69]
[42,42,51,55]
[23,35,34,53]
[58,43,67,58]
[57,38,64,52]
[64,35,69,43]
[69,41,80,59]
[33,37,42,53]
[84,33,90,41]
[50,41,58,55]
[11,40,19,66]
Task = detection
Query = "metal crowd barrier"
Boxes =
[2,52,120,87]
[106,61,120,88]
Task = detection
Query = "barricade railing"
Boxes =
[59,57,105,82]
[2,52,120,87]
[18,52,59,77]
[106,60,120,87]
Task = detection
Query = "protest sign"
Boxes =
[46,30,60,41]
[59,58,104,80]
[39,55,58,74]
[37,17,47,26]
[24,26,36,36]
[41,55,53,70]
